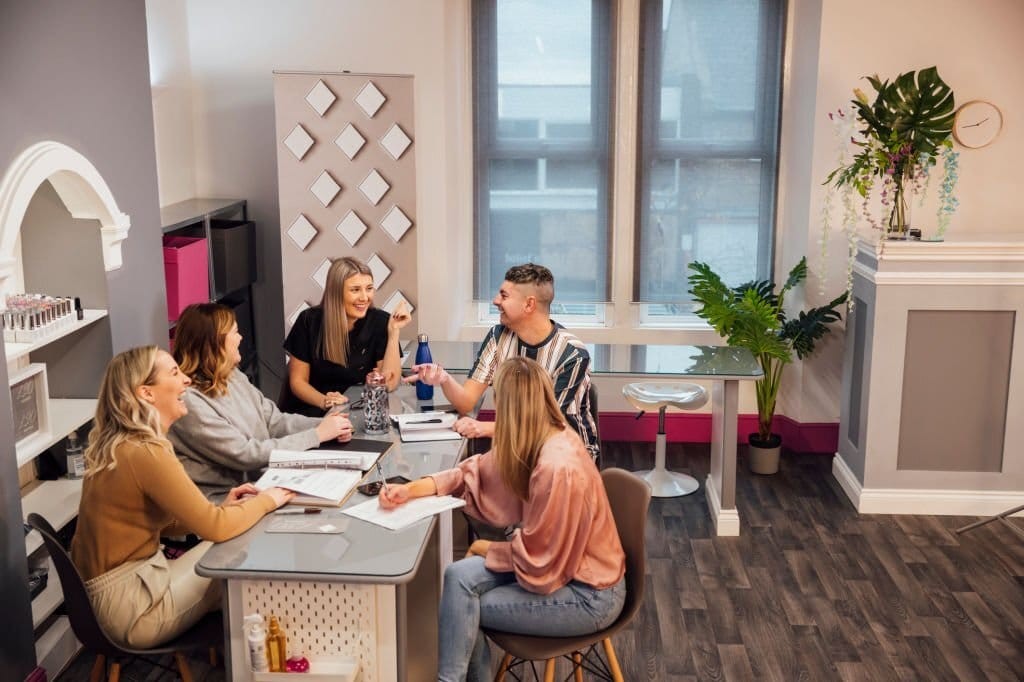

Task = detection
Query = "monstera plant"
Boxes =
[824,66,957,238]
[688,257,848,473]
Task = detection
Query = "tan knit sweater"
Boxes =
[72,439,275,581]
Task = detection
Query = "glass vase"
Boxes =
[886,179,915,240]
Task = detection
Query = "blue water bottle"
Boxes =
[415,333,434,400]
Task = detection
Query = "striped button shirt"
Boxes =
[469,322,598,454]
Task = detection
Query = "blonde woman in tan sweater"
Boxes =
[72,346,293,649]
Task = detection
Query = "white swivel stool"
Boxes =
[622,382,708,498]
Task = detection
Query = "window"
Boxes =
[471,0,786,328]
[636,0,786,304]
[472,0,612,305]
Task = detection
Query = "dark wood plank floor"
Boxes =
[57,442,1024,681]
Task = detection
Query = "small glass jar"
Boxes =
[362,369,390,435]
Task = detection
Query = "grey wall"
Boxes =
[0,0,167,676]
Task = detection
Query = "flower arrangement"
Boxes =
[820,66,959,301]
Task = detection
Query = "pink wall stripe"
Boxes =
[479,410,839,455]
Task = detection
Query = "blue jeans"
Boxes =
[438,556,626,681]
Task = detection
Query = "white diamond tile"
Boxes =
[335,211,368,247]
[355,81,386,118]
[358,169,390,206]
[366,253,392,288]
[310,170,341,207]
[305,80,337,116]
[379,123,412,160]
[335,124,366,160]
[311,259,332,290]
[287,214,318,251]
[288,301,311,326]
[380,205,413,242]
[381,289,414,316]
[283,124,314,160]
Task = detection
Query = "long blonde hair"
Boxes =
[84,346,171,477]
[319,257,373,365]
[174,303,236,396]
[491,356,566,500]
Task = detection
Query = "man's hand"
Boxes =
[454,417,494,439]
[402,363,451,387]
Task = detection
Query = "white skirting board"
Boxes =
[704,474,740,536]
[832,454,1024,517]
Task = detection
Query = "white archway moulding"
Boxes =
[0,140,130,292]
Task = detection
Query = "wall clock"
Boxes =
[953,100,1003,149]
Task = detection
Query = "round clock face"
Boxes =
[953,100,1003,149]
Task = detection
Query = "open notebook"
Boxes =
[253,467,363,507]
[268,438,391,470]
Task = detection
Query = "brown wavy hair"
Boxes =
[85,346,170,476]
[319,257,374,365]
[491,356,566,500]
[173,303,236,396]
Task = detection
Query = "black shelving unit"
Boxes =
[160,198,260,385]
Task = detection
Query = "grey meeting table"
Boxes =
[415,341,762,536]
[196,383,466,681]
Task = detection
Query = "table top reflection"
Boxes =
[410,341,762,380]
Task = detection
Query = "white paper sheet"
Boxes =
[341,495,466,531]
[269,449,380,470]
[254,468,362,505]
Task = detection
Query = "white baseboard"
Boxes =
[705,474,740,536]
[832,454,1024,517]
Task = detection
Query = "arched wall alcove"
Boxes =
[0,141,131,295]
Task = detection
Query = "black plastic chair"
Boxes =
[484,468,651,681]
[26,514,221,682]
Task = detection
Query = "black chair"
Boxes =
[484,468,651,681]
[26,514,221,682]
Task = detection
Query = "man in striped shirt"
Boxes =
[405,264,598,455]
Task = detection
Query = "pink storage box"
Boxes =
[163,236,209,322]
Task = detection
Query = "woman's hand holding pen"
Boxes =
[378,483,411,510]
[317,412,353,443]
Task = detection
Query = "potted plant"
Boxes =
[688,257,848,474]
[824,66,957,240]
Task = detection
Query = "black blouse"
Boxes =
[283,306,390,416]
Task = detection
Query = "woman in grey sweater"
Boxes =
[168,303,352,498]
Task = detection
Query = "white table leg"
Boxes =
[707,380,741,535]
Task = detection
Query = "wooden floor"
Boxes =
[57,441,1024,681]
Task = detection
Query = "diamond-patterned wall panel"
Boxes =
[287,214,318,251]
[274,72,417,336]
[366,253,392,288]
[283,124,315,160]
[306,80,337,116]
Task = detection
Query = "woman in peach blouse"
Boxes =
[379,356,625,680]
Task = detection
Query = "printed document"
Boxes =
[254,468,363,506]
[342,495,466,530]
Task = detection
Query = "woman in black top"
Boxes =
[283,257,410,416]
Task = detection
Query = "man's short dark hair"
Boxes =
[504,263,554,286]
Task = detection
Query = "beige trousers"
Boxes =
[85,541,221,649]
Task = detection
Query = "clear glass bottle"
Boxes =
[65,432,85,479]
[414,333,434,400]
[362,368,390,435]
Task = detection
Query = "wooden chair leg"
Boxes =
[89,654,105,682]
[602,638,624,682]
[572,652,584,682]
[495,653,512,681]
[543,658,556,682]
[175,652,194,682]
[107,661,121,682]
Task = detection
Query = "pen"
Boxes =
[375,461,390,495]
[406,418,443,425]
[275,508,322,515]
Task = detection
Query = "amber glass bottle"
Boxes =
[265,615,287,672]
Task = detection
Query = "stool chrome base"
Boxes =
[634,432,699,498]
[635,467,700,498]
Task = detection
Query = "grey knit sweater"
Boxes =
[168,369,321,498]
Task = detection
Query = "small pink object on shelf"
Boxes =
[163,236,209,322]
[286,655,310,672]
